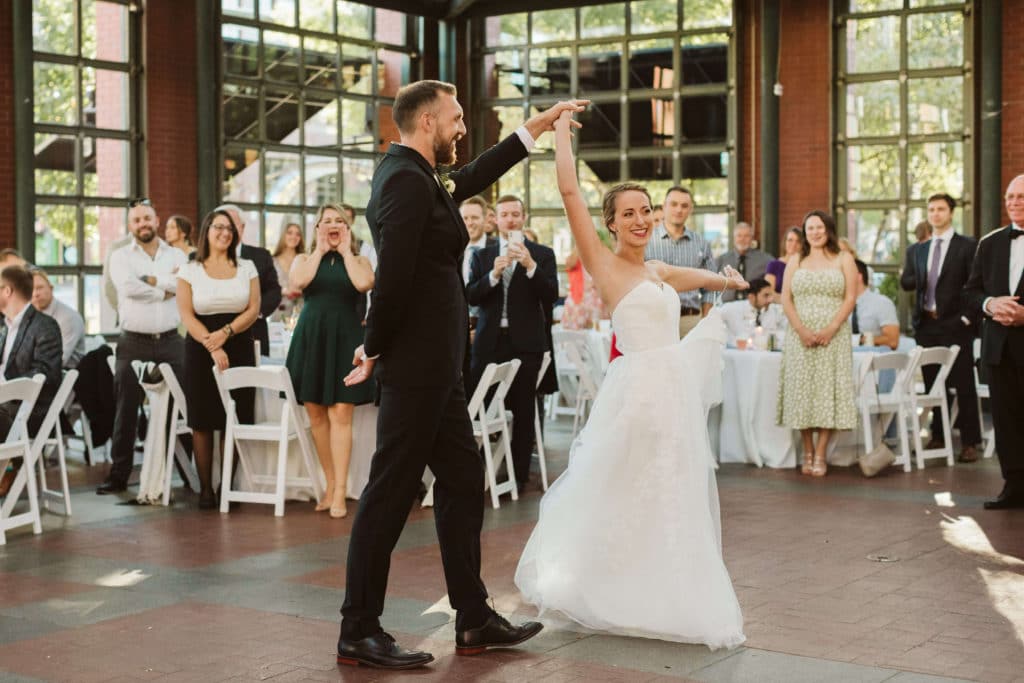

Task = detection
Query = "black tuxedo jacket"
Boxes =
[240,244,281,352]
[900,232,978,334]
[364,134,528,387]
[466,240,559,370]
[0,305,63,431]
[965,225,1024,366]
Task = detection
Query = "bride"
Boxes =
[514,110,747,649]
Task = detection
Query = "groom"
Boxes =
[341,80,585,669]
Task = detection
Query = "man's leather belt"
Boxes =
[680,306,701,316]
[122,329,179,341]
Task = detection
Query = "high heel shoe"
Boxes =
[811,453,828,477]
[801,451,813,475]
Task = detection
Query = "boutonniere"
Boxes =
[441,174,456,196]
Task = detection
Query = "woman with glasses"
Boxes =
[176,209,260,509]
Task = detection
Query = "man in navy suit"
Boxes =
[466,195,559,491]
[900,193,981,462]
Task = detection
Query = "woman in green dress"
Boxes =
[286,203,375,517]
[777,210,858,477]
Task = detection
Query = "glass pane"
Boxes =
[85,274,106,334]
[375,8,406,44]
[342,157,374,207]
[497,159,526,199]
[83,137,130,198]
[264,31,300,83]
[529,46,572,96]
[846,208,901,265]
[223,24,260,78]
[687,177,729,206]
[34,133,77,196]
[577,103,622,155]
[680,155,725,185]
[846,17,900,73]
[303,95,337,147]
[340,98,374,151]
[83,204,126,265]
[223,147,262,204]
[223,83,260,140]
[845,80,900,137]
[337,1,371,39]
[34,62,78,126]
[299,0,332,33]
[35,204,78,266]
[908,141,963,199]
[304,37,338,89]
[579,43,623,94]
[680,94,727,143]
[849,0,901,10]
[33,0,76,55]
[264,86,299,144]
[847,144,900,200]
[578,159,609,207]
[264,151,302,205]
[629,39,674,88]
[236,209,261,246]
[484,13,527,46]
[910,0,965,5]
[377,102,394,151]
[532,8,575,43]
[908,76,963,135]
[631,0,676,34]
[259,0,296,26]
[83,67,130,130]
[582,3,625,39]
[305,154,338,206]
[82,1,129,62]
[486,105,525,148]
[529,160,561,209]
[908,12,963,69]
[684,0,732,29]
[484,50,525,99]
[47,274,79,324]
[377,49,411,98]
[222,0,256,20]
[628,156,675,183]
[342,43,373,94]
[690,213,730,254]
[682,38,728,85]
[524,216,564,253]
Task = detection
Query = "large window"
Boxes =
[474,1,736,262]
[31,0,140,333]
[834,0,972,303]
[219,0,419,249]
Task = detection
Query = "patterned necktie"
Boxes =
[924,238,942,311]
[737,252,746,278]
[501,243,514,323]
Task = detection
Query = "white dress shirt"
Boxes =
[924,229,953,311]
[0,302,31,377]
[720,300,782,344]
[40,298,85,368]
[107,238,187,334]
[1010,224,1024,294]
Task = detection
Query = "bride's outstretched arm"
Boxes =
[652,261,747,294]
[555,111,614,277]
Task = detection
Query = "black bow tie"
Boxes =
[1011,229,1024,240]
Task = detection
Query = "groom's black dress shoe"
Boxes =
[96,481,127,495]
[336,631,434,669]
[983,488,1024,510]
[455,612,543,656]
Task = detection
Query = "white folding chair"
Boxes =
[533,351,551,491]
[0,375,45,545]
[548,329,582,421]
[32,370,80,516]
[858,350,918,473]
[561,336,602,438]
[909,345,959,469]
[214,365,323,516]
[471,360,521,509]
[158,363,199,505]
[972,338,995,459]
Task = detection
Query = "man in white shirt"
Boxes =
[459,196,490,285]
[720,278,780,345]
[100,198,187,495]
[31,268,86,368]
[851,259,899,350]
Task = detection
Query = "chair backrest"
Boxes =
[158,362,188,421]
[30,370,79,458]
[914,345,959,398]
[467,360,521,424]
[534,351,551,391]
[0,375,44,443]
[864,351,911,396]
[214,365,297,423]
[562,337,601,397]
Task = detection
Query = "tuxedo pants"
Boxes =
[493,335,543,487]
[341,381,490,638]
[916,326,981,447]
[987,339,1024,487]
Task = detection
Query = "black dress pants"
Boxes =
[987,336,1024,488]
[493,333,543,487]
[916,323,981,447]
[341,381,490,639]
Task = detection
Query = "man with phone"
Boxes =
[467,195,558,491]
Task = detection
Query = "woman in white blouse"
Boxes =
[176,209,260,509]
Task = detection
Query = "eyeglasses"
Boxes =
[129,198,152,208]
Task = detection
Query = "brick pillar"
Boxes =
[0,1,14,248]
[1001,0,1024,225]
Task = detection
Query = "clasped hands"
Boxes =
[987,296,1024,327]
[796,324,839,349]
[492,243,534,278]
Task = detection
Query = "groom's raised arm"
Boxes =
[364,168,433,359]
[448,133,529,203]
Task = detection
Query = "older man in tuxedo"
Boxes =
[965,175,1024,509]
[716,222,771,303]
[900,193,981,462]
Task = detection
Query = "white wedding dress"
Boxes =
[515,280,745,649]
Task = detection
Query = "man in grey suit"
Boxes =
[716,222,771,302]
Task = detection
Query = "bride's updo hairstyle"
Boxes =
[602,182,652,239]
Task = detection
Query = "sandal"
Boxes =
[811,453,828,477]
[801,451,814,475]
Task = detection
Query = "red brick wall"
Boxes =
[777,0,831,240]
[1001,0,1024,225]
[0,1,14,248]
[145,0,199,228]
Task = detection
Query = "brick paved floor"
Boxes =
[0,421,1021,683]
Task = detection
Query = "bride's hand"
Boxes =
[554,110,575,136]
[721,265,748,291]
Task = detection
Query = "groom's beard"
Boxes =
[434,134,458,166]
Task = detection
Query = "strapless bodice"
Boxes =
[611,280,682,353]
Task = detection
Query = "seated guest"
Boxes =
[31,268,85,368]
[716,222,771,302]
[0,266,63,496]
[177,209,260,509]
[272,221,306,320]
[765,226,804,295]
[720,277,782,345]
[851,259,899,350]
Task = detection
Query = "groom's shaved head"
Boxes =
[393,80,458,134]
